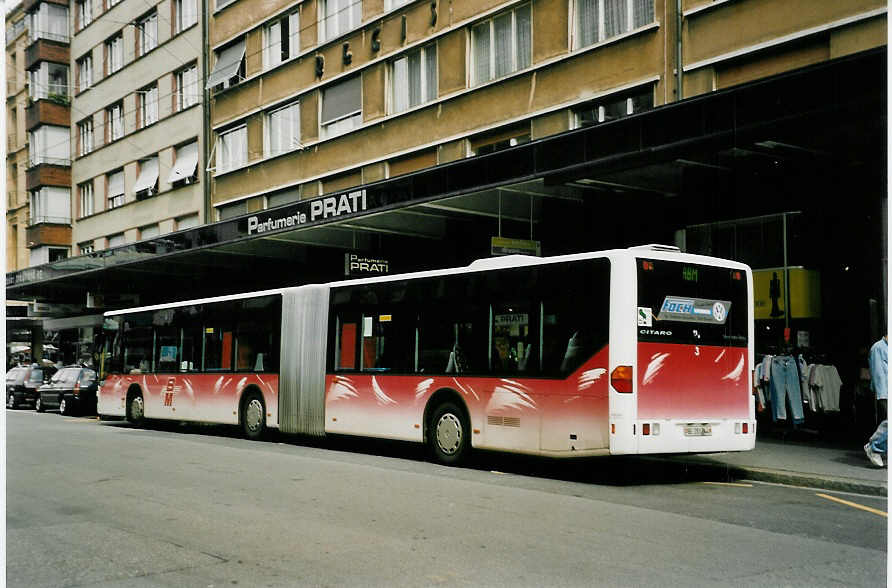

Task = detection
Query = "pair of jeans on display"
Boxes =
[769,356,805,424]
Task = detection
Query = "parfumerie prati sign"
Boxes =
[244,189,368,236]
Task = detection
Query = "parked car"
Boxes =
[6,365,55,409]
[36,366,98,416]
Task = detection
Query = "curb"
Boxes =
[655,457,889,497]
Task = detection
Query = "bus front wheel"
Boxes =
[241,391,266,441]
[429,402,470,466]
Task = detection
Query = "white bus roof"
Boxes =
[104,246,750,317]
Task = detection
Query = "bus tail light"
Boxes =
[642,423,650,435]
[742,423,748,434]
[611,366,633,393]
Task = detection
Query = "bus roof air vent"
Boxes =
[468,255,540,270]
[630,244,681,253]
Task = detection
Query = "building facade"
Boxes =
[6,4,31,272]
[204,0,885,220]
[69,0,204,255]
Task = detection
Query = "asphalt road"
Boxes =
[5,410,888,587]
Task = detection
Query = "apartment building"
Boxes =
[69,0,204,255]
[204,0,884,220]
[6,4,31,271]
[19,0,73,267]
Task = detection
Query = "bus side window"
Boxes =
[122,319,153,374]
[336,318,358,370]
[204,328,233,371]
[360,311,414,373]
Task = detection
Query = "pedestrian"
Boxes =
[864,335,887,467]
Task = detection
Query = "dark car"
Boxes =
[36,366,98,416]
[6,365,54,409]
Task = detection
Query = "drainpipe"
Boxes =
[676,0,683,101]
[202,0,211,225]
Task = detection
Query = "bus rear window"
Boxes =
[637,259,748,347]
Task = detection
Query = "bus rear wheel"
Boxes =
[429,402,470,466]
[241,391,265,441]
[127,392,144,426]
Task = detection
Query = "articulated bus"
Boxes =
[98,245,755,465]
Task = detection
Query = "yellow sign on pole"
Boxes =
[753,268,821,320]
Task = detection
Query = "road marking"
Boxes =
[816,493,887,517]
[701,481,753,488]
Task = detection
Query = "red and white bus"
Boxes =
[98,245,755,464]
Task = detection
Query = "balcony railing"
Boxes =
[29,156,71,168]
[30,30,69,44]
[29,215,71,226]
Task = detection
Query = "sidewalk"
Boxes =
[664,438,889,496]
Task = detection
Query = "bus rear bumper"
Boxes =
[627,418,756,454]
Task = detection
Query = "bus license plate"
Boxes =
[684,424,712,437]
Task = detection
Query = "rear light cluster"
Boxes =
[610,366,633,393]
[640,423,661,436]
[734,422,750,434]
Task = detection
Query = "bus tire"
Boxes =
[241,391,266,441]
[429,401,470,466]
[127,390,144,426]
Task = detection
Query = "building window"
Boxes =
[138,84,159,128]
[469,127,531,156]
[174,0,197,32]
[77,55,92,92]
[107,233,125,248]
[319,0,361,42]
[140,224,160,240]
[168,141,199,185]
[106,33,124,75]
[177,213,199,229]
[107,0,122,9]
[134,156,159,199]
[28,125,70,167]
[391,43,437,114]
[385,0,411,9]
[79,242,95,255]
[29,187,71,225]
[217,200,248,220]
[107,169,125,209]
[206,40,246,91]
[76,0,92,30]
[27,3,69,43]
[216,0,237,11]
[320,76,361,139]
[216,125,247,173]
[175,64,199,110]
[574,0,654,49]
[471,4,531,86]
[573,86,654,126]
[264,9,299,69]
[136,11,158,57]
[106,103,124,142]
[79,181,94,217]
[78,118,94,156]
[30,246,70,266]
[29,62,69,100]
[265,101,300,157]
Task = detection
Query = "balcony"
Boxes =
[25,39,68,70]
[25,98,69,131]
[26,163,70,190]
[26,221,71,249]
